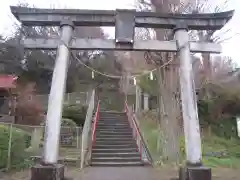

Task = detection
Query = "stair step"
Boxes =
[98,122,129,125]
[97,124,130,127]
[98,120,128,123]
[96,135,133,138]
[90,161,143,166]
[96,131,132,134]
[95,139,134,143]
[95,141,135,146]
[97,125,131,127]
[92,152,140,158]
[96,130,133,134]
[99,117,127,119]
[100,111,125,114]
[99,117,126,119]
[99,127,130,129]
[92,111,143,167]
[91,156,141,163]
[99,116,126,118]
[92,148,138,153]
[99,115,126,117]
[96,130,132,133]
[96,131,133,136]
[96,137,134,141]
[100,114,126,116]
[96,131,133,134]
[97,127,130,130]
[100,113,125,115]
[93,144,138,149]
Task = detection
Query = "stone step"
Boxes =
[99,116,126,119]
[92,111,143,167]
[96,129,133,134]
[99,115,126,117]
[96,130,133,134]
[96,131,132,135]
[99,115,126,118]
[97,123,129,126]
[97,125,130,129]
[99,113,126,116]
[100,111,125,114]
[92,152,140,158]
[92,148,138,153]
[96,126,132,130]
[98,120,128,123]
[96,134,133,138]
[90,161,143,166]
[95,137,134,142]
[93,144,138,149]
[95,139,136,145]
[96,130,132,133]
[97,121,129,125]
[99,115,127,118]
[91,156,141,163]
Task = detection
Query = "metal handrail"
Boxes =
[124,101,153,164]
[132,114,154,164]
[91,101,100,148]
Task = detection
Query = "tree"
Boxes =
[0,4,126,122]
[134,0,236,163]
[15,82,44,125]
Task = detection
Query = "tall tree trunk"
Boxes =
[156,54,181,163]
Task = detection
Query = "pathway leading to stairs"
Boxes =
[80,167,168,180]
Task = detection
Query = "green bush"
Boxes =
[62,104,87,126]
[61,118,77,127]
[0,125,32,170]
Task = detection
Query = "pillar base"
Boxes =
[31,163,66,180]
[179,164,211,180]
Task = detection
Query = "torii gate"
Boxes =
[11,6,233,180]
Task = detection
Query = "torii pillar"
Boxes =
[34,20,74,180]
[174,24,208,180]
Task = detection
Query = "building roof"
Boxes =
[0,75,18,89]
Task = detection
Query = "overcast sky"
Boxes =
[0,0,239,63]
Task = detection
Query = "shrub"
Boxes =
[62,104,87,126]
[0,125,32,170]
[61,118,77,127]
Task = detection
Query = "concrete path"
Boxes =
[79,167,169,180]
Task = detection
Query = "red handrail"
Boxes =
[124,101,143,160]
[92,101,100,147]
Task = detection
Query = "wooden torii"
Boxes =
[10,6,234,180]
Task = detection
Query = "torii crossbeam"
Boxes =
[10,6,234,180]
[11,6,233,53]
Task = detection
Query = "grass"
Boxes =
[25,135,82,160]
[138,115,240,168]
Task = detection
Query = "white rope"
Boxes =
[73,51,175,79]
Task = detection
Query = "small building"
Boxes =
[0,75,18,122]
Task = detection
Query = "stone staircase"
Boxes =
[91,111,143,166]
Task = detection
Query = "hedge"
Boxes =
[0,125,32,169]
[62,104,87,126]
